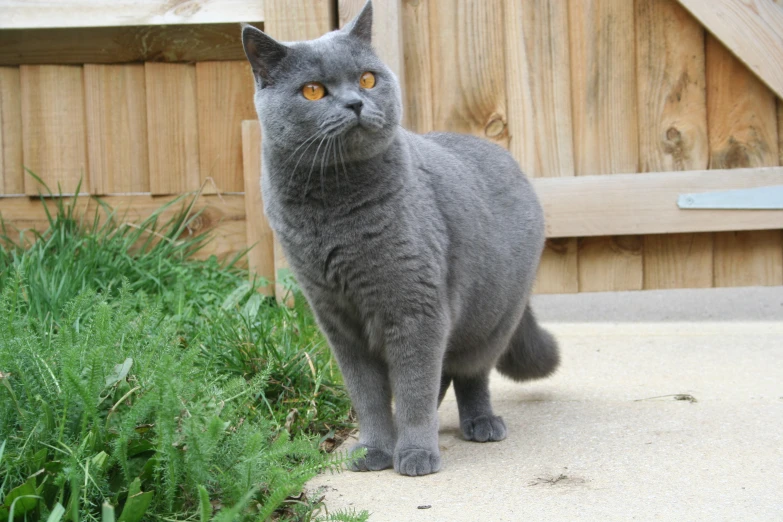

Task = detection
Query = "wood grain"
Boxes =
[0,193,246,262]
[429,0,509,147]
[262,0,334,303]
[713,230,782,288]
[643,233,714,289]
[196,61,256,193]
[263,0,334,41]
[84,64,149,194]
[145,62,200,195]
[706,35,782,287]
[338,0,405,92]
[242,120,275,296]
[504,0,574,178]
[0,23,261,66]
[401,0,434,132]
[1,0,264,29]
[0,67,23,194]
[635,0,711,290]
[20,65,88,195]
[568,0,641,292]
[675,0,783,99]
[533,168,783,238]
[504,0,576,293]
[779,98,783,166]
[535,239,579,294]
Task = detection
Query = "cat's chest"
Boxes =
[276,204,386,287]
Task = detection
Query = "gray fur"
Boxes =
[242,0,559,476]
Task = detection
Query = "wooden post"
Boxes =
[241,120,275,296]
[429,0,509,149]
[706,36,783,287]
[568,0,642,292]
[635,0,711,290]
[257,0,335,303]
[504,0,577,294]
[0,67,23,195]
[401,0,434,133]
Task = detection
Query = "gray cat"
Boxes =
[241,1,559,476]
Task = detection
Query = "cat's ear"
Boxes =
[242,24,289,86]
[344,0,373,44]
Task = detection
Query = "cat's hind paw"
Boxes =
[393,447,441,476]
[461,415,507,442]
[348,444,393,472]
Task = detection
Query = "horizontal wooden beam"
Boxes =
[0,0,263,29]
[1,169,781,262]
[675,0,783,99]
[0,23,258,65]
[0,193,247,261]
[534,167,783,238]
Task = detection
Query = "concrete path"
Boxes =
[307,289,783,521]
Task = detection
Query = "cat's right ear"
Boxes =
[242,24,288,87]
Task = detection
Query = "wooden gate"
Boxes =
[1,0,782,297]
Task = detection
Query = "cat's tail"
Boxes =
[495,305,560,382]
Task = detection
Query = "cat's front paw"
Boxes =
[393,447,441,476]
[348,444,393,472]
[461,415,507,442]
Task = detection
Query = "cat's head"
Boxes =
[242,1,401,163]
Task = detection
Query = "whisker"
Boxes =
[303,134,329,202]
[286,133,323,189]
[320,136,332,202]
[280,131,321,168]
[338,137,350,189]
[332,136,340,192]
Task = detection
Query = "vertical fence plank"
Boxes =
[779,99,783,269]
[84,64,149,194]
[242,120,274,296]
[264,0,334,41]
[0,67,23,194]
[429,0,508,148]
[145,62,201,195]
[263,0,334,303]
[779,99,783,166]
[504,0,577,294]
[569,0,642,292]
[635,0,711,289]
[706,36,783,287]
[196,61,256,194]
[402,0,434,133]
[20,65,88,195]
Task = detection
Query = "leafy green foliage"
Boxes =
[0,191,361,521]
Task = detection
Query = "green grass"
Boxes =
[0,189,363,522]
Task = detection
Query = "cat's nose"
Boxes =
[345,99,363,116]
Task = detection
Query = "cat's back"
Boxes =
[408,131,541,225]
[414,132,532,195]
[419,132,515,169]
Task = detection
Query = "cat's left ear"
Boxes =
[242,24,289,86]
[344,0,373,44]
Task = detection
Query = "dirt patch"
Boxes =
[527,473,588,488]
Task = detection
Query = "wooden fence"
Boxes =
[1,0,782,297]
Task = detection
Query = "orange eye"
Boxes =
[360,71,376,89]
[302,82,326,101]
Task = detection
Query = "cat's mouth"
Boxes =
[321,113,385,139]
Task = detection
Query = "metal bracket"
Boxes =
[678,185,783,210]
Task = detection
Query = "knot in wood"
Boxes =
[484,115,506,138]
